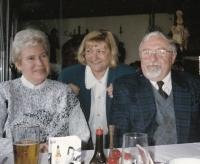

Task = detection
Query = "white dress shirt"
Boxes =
[85,65,109,148]
[150,71,172,95]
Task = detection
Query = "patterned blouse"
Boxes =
[0,78,90,154]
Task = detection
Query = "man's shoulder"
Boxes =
[172,70,200,83]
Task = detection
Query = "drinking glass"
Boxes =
[122,132,148,164]
[13,124,40,164]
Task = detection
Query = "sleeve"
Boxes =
[0,84,13,154]
[109,80,131,148]
[67,89,90,143]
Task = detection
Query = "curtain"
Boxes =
[0,0,17,82]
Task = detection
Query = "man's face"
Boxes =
[140,35,177,81]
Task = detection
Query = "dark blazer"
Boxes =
[58,63,135,125]
[110,69,200,148]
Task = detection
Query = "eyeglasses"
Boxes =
[140,49,172,59]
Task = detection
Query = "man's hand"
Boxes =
[107,83,113,98]
[69,83,80,96]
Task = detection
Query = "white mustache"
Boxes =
[147,63,161,67]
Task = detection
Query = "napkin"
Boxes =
[49,136,81,164]
[122,145,154,164]
[136,144,154,164]
[167,158,200,164]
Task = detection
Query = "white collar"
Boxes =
[150,71,172,94]
[21,75,47,89]
[85,65,109,89]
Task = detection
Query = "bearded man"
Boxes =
[110,31,200,147]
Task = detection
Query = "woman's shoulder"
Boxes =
[46,79,77,102]
[0,78,21,88]
[114,70,144,83]
[116,63,135,72]
[47,79,70,88]
[58,64,86,83]
[60,64,85,74]
[109,63,135,78]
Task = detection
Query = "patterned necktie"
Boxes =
[157,81,168,99]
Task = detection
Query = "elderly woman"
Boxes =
[0,29,90,154]
[58,29,134,148]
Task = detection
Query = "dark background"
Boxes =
[13,0,200,76]
[15,0,200,21]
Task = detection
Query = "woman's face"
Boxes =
[84,42,111,79]
[15,45,50,85]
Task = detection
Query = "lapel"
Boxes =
[171,71,191,143]
[138,73,158,106]
[134,72,157,139]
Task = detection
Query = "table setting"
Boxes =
[1,142,200,164]
[1,123,200,164]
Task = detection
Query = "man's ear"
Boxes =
[172,52,177,64]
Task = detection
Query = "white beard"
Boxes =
[145,63,162,79]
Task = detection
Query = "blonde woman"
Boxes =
[58,29,134,148]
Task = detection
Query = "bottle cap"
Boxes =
[96,127,103,135]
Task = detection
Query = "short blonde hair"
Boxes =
[77,29,119,68]
[12,28,50,65]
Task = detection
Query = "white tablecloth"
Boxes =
[1,142,200,164]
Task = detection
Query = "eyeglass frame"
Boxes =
[139,49,173,59]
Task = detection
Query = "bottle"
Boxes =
[89,127,107,164]
[55,145,61,164]
[107,125,118,164]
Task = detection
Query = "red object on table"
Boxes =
[107,156,118,164]
[107,149,121,164]
[114,149,121,157]
[124,153,132,160]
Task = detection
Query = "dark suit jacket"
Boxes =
[110,70,200,148]
[58,63,135,125]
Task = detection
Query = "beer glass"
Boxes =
[122,132,148,164]
[13,124,40,164]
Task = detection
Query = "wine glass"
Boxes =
[122,132,148,164]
